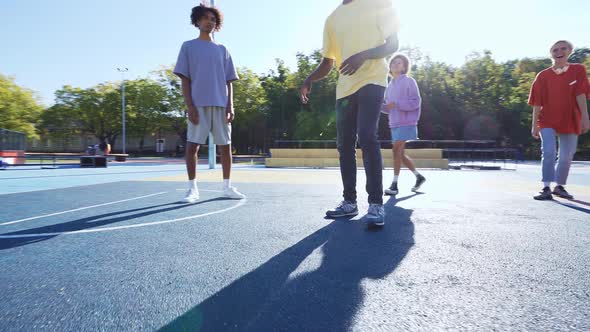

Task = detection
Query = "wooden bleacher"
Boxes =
[266,148,448,169]
[265,140,520,169]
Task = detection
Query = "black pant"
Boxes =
[336,84,384,205]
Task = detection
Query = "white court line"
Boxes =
[0,192,168,226]
[176,189,222,192]
[0,198,247,239]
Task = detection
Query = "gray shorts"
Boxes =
[187,106,231,145]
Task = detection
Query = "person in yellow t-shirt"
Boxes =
[300,0,399,227]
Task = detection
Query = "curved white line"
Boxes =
[0,192,168,226]
[0,198,247,239]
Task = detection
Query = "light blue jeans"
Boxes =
[540,128,578,185]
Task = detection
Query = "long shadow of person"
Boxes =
[159,194,416,332]
[0,198,230,251]
[570,199,590,208]
[551,198,590,214]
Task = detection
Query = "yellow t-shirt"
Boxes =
[323,0,400,99]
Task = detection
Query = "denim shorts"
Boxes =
[391,125,418,142]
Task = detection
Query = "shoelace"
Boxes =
[556,188,569,195]
[368,205,382,215]
[338,201,354,210]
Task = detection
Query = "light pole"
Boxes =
[208,0,216,169]
[193,0,221,168]
[117,67,128,154]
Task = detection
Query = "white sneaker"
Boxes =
[182,188,200,203]
[223,186,246,199]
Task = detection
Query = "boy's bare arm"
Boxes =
[180,75,198,124]
[226,81,235,123]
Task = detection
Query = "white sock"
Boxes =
[188,179,198,190]
[393,175,399,183]
[543,182,551,188]
[223,179,231,189]
[412,170,420,176]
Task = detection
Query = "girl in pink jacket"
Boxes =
[381,54,425,195]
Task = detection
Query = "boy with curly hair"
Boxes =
[174,4,245,203]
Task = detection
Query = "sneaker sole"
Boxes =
[366,215,384,226]
[182,198,199,203]
[412,181,426,192]
[326,211,359,218]
[552,192,573,200]
[384,190,398,195]
[368,220,385,227]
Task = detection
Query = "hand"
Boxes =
[531,126,540,139]
[188,105,199,125]
[226,107,235,123]
[386,102,396,111]
[581,116,590,134]
[340,52,367,76]
[300,79,312,104]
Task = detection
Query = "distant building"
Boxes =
[27,131,183,155]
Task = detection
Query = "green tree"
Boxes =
[153,66,187,146]
[124,78,171,152]
[504,57,550,150]
[412,58,459,139]
[34,45,590,157]
[232,67,268,153]
[291,51,338,141]
[261,59,296,142]
[450,51,509,140]
[579,57,590,152]
[45,84,124,149]
[38,102,83,150]
[570,47,590,64]
[0,74,43,139]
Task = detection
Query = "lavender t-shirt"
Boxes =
[174,39,239,108]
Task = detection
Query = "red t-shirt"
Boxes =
[528,63,590,134]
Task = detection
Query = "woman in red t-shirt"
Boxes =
[528,40,590,200]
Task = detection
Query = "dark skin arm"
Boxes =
[300,33,399,104]
[299,58,335,104]
[340,33,399,75]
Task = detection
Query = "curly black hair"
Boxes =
[190,4,223,32]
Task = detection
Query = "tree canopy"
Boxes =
[5,47,590,156]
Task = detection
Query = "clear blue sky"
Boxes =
[1,0,588,106]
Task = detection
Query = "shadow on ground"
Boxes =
[159,194,418,332]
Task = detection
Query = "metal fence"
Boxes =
[0,129,26,151]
